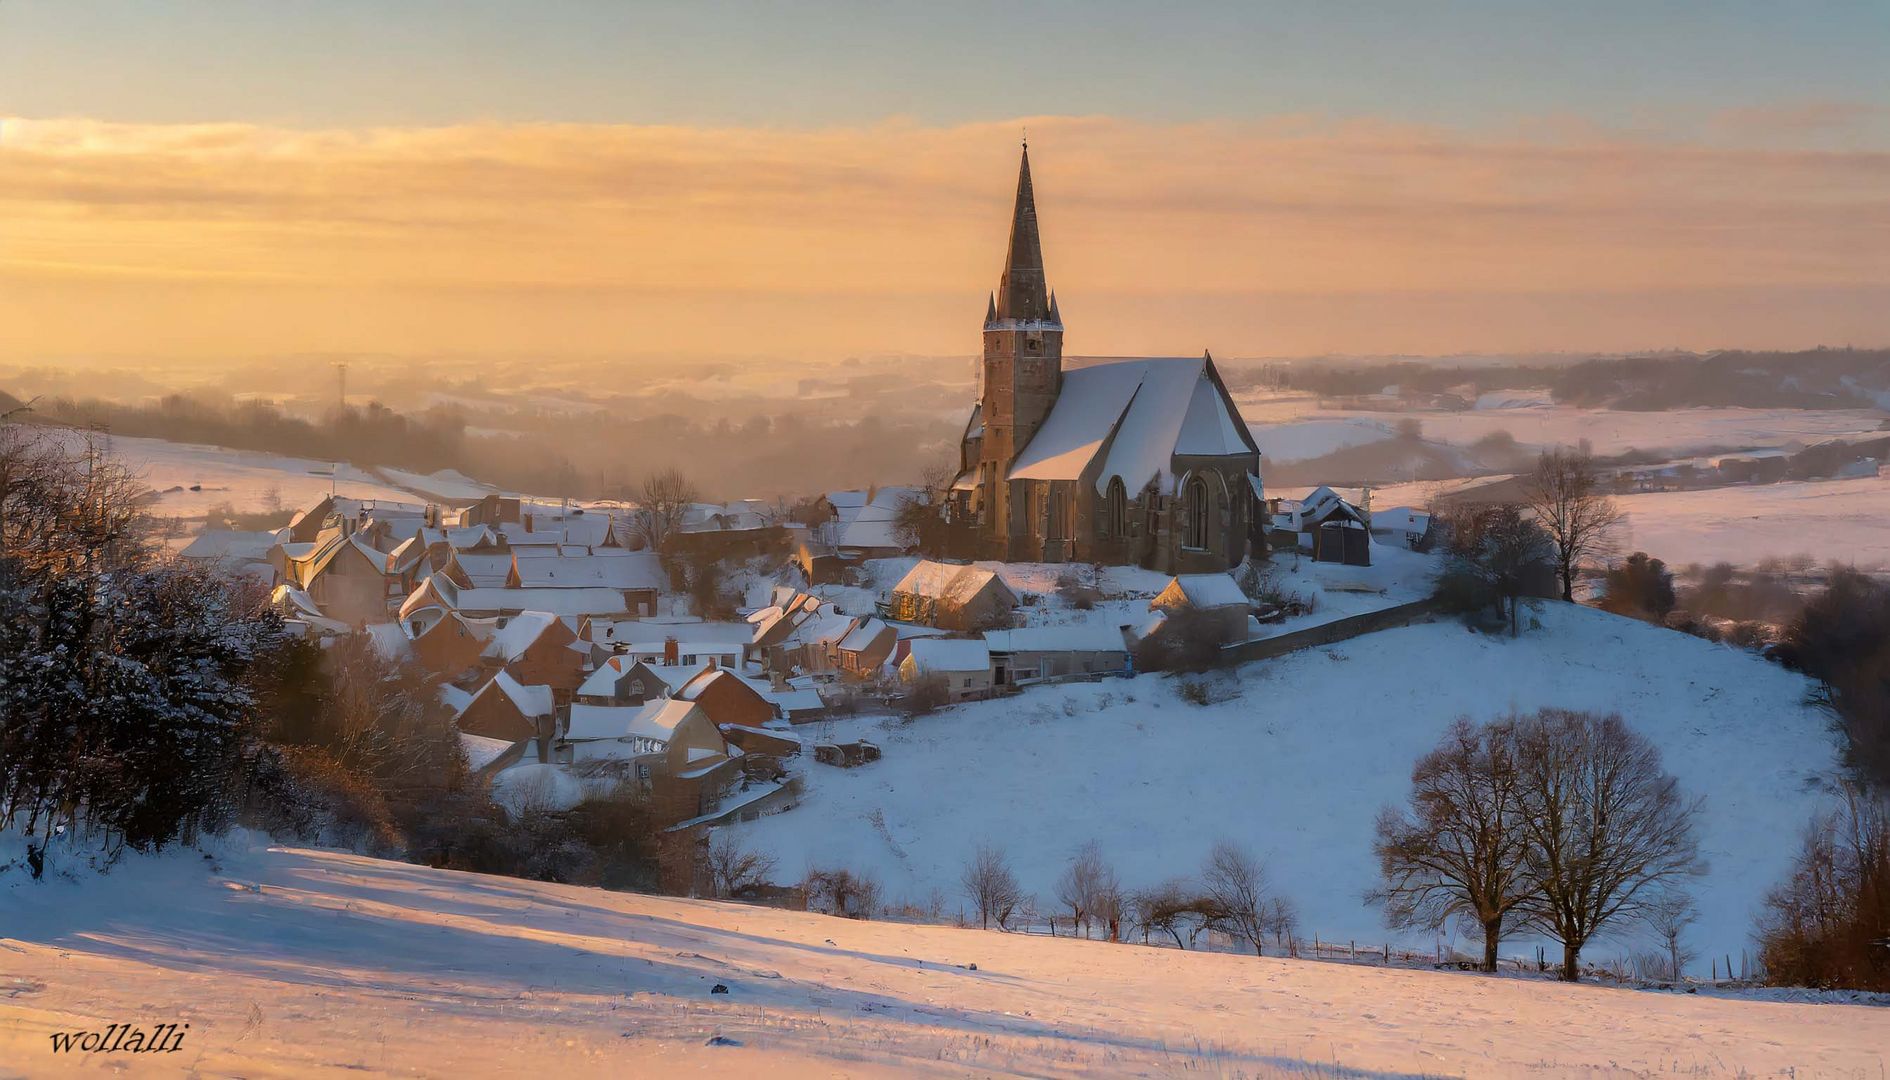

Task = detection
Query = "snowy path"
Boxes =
[2,843,1885,1077]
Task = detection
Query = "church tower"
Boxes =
[976,143,1063,549]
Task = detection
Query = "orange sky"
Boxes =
[4,114,1886,362]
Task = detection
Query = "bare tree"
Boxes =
[1526,448,1624,602]
[1054,840,1121,939]
[1372,716,1533,972]
[1513,709,1703,981]
[893,457,958,554]
[632,467,698,552]
[1644,889,1698,983]
[1437,502,1555,637]
[1131,878,1204,949]
[705,832,779,899]
[1200,840,1296,956]
[961,842,1024,930]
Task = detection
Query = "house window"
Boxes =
[1183,475,1211,550]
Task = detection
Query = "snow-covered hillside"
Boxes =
[734,604,1841,972]
[2,842,1883,1077]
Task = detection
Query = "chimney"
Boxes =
[706,655,717,671]
[523,511,534,534]
[663,636,679,665]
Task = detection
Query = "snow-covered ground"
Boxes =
[1613,470,1890,570]
[734,604,1841,975]
[41,430,423,521]
[2,840,1882,1077]
[1235,390,1885,461]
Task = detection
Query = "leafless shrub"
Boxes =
[899,671,951,719]
[802,866,881,919]
[1134,607,1228,673]
[1758,786,1890,991]
[705,831,779,899]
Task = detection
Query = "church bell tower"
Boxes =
[977,142,1064,548]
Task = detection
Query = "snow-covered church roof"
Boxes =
[1007,355,1259,495]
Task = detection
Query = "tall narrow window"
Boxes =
[1103,477,1127,539]
[1183,475,1210,550]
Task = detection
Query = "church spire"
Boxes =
[994,142,1054,324]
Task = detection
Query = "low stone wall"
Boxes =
[1221,596,1447,665]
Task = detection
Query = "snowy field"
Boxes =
[2,841,1884,1078]
[1613,471,1890,570]
[735,604,1841,974]
[1235,390,1885,461]
[41,429,423,521]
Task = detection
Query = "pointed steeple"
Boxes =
[985,292,998,326]
[1048,290,1060,324]
[994,143,1054,324]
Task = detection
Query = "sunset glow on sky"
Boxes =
[4,2,1886,361]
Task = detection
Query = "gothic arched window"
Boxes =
[1183,475,1210,550]
[1102,477,1127,539]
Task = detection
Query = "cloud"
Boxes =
[1,113,1885,357]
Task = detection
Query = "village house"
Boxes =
[672,666,778,729]
[557,698,739,827]
[885,559,1020,631]
[480,611,588,699]
[179,528,281,585]
[453,670,555,753]
[833,617,898,680]
[948,146,1265,573]
[1149,572,1253,645]
[407,609,497,679]
[794,487,923,580]
[1270,487,1371,566]
[900,637,996,702]
[276,529,421,626]
[1369,506,1432,551]
[573,655,685,706]
[983,624,1132,689]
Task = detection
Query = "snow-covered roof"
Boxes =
[363,622,413,663]
[450,587,636,618]
[836,503,903,551]
[180,529,280,562]
[480,670,554,719]
[625,698,704,744]
[483,611,560,664]
[983,625,1131,654]
[1370,507,1431,534]
[566,702,640,742]
[511,551,663,591]
[1160,573,1250,610]
[458,732,517,772]
[838,617,892,654]
[1007,357,1259,495]
[906,637,992,673]
[891,560,1009,605]
[450,553,513,588]
[439,683,476,717]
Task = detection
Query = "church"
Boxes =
[950,145,1265,574]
